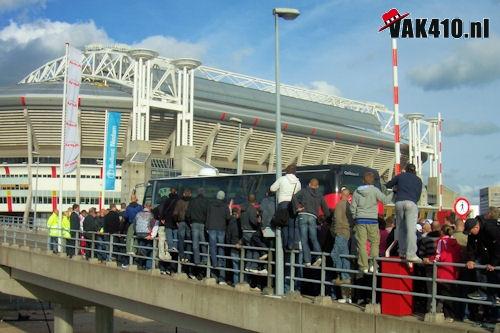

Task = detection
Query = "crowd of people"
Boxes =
[45,163,500,323]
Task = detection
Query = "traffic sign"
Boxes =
[453,197,470,219]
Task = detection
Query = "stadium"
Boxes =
[0,44,445,220]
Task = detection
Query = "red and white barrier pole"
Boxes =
[438,112,443,211]
[392,38,401,175]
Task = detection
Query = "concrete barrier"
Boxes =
[0,245,488,333]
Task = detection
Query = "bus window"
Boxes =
[144,185,153,205]
[154,179,180,205]
[296,170,332,195]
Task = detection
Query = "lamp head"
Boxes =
[273,8,300,20]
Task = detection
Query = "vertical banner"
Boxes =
[103,111,121,191]
[62,46,84,174]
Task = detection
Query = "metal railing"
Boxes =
[0,215,499,323]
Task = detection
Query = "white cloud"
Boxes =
[408,38,500,90]
[0,0,45,12]
[0,19,208,85]
[444,119,500,137]
[304,80,341,97]
[456,184,480,203]
[230,47,254,67]
[133,35,207,60]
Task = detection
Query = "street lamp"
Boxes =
[229,117,243,174]
[273,7,300,296]
[32,151,40,226]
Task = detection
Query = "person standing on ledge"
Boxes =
[386,163,423,263]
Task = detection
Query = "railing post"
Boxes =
[23,232,27,247]
[13,229,16,245]
[239,247,245,283]
[91,233,95,259]
[108,235,113,262]
[371,257,378,304]
[430,262,437,314]
[75,231,80,256]
[320,252,326,297]
[3,228,7,244]
[267,248,273,290]
[290,251,295,293]
[152,238,158,269]
[206,241,211,278]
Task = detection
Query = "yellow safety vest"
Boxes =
[61,216,71,239]
[46,213,60,237]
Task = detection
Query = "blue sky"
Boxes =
[0,0,499,204]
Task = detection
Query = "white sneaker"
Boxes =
[312,258,322,267]
[259,254,268,260]
[251,286,261,292]
[362,268,369,274]
[121,264,128,269]
[257,268,268,275]
[406,256,422,264]
[338,298,352,304]
[218,281,227,285]
[249,268,260,274]
[304,262,312,267]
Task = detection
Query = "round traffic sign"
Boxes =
[453,197,470,218]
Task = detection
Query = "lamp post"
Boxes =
[230,117,243,174]
[273,7,300,296]
[33,152,40,226]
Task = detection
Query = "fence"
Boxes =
[0,215,499,323]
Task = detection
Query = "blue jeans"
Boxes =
[284,250,303,293]
[242,231,259,270]
[279,201,300,250]
[298,213,321,264]
[177,222,191,260]
[191,223,206,265]
[96,235,108,261]
[331,235,351,280]
[230,249,241,285]
[137,238,153,269]
[49,236,58,252]
[395,200,418,258]
[166,228,178,251]
[208,229,226,281]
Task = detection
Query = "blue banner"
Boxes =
[103,111,121,191]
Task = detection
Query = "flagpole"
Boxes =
[102,110,109,210]
[58,42,70,249]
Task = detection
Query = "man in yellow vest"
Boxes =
[62,208,72,255]
[47,209,60,253]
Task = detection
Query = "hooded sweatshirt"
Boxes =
[270,173,301,204]
[206,199,231,231]
[294,187,330,219]
[350,185,391,222]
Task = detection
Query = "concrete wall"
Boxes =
[0,244,487,333]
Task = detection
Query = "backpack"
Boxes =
[134,211,151,238]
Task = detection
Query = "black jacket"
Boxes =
[417,231,440,259]
[206,199,231,231]
[293,187,330,218]
[70,211,80,236]
[159,193,180,229]
[386,172,422,204]
[186,194,209,225]
[465,218,500,266]
[104,210,121,235]
[83,215,99,237]
[226,217,241,245]
[240,202,259,231]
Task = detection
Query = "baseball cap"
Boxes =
[463,218,479,235]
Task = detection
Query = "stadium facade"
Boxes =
[0,44,442,221]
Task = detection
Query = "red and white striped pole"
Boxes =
[392,38,401,175]
[437,112,443,211]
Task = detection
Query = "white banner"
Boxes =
[62,46,84,174]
